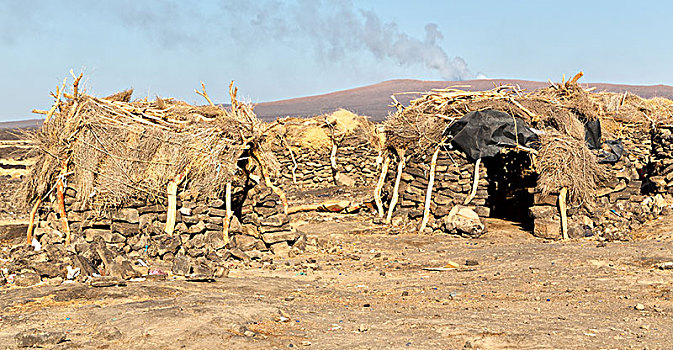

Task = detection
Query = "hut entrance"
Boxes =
[483,151,537,230]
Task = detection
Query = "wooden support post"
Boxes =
[374,156,390,218]
[222,182,232,246]
[330,142,338,184]
[559,187,569,240]
[463,158,481,205]
[385,148,406,224]
[26,198,42,244]
[164,180,179,235]
[56,176,71,245]
[419,147,440,232]
[164,170,187,235]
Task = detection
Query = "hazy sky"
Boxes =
[1,0,671,121]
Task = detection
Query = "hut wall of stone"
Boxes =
[381,149,490,230]
[533,155,661,241]
[272,136,380,189]
[649,126,673,194]
[383,146,660,240]
[34,182,304,266]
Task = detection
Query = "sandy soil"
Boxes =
[1,212,672,349]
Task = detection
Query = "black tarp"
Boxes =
[584,119,602,150]
[444,109,540,161]
[583,118,624,164]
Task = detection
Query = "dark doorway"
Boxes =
[482,151,537,230]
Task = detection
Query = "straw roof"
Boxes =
[267,109,382,154]
[22,78,277,211]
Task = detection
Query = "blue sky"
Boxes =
[1,0,671,121]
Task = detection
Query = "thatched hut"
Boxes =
[376,73,664,240]
[21,77,304,279]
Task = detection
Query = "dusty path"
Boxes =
[1,215,673,349]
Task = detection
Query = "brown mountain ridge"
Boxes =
[5,78,673,126]
[252,78,673,122]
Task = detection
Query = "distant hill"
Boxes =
[252,79,673,122]
[0,119,41,129]
[5,79,673,126]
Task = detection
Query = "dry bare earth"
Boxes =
[1,212,673,349]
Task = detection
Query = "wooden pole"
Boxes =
[164,180,179,235]
[56,176,71,245]
[26,198,42,244]
[559,187,569,240]
[463,158,482,205]
[330,142,338,185]
[374,156,390,218]
[419,147,440,232]
[164,170,188,235]
[222,182,232,246]
[385,148,406,224]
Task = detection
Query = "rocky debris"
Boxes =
[15,329,67,347]
[442,206,486,237]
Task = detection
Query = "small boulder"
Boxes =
[442,205,486,237]
[15,329,66,347]
[335,172,356,187]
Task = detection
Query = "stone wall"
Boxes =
[381,149,490,232]
[32,182,304,279]
[272,135,380,190]
[650,126,673,194]
[532,154,662,241]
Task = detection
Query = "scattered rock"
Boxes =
[442,206,486,237]
[657,261,673,270]
[465,259,479,266]
[635,303,646,311]
[15,329,67,347]
[335,172,356,187]
[171,255,192,276]
[14,272,41,287]
[90,276,127,288]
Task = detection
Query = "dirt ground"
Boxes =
[1,130,672,349]
[2,210,673,349]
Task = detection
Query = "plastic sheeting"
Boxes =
[444,109,540,161]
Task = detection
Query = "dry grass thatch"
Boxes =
[384,72,609,207]
[267,109,381,153]
[22,77,278,211]
[591,91,673,138]
[536,132,607,208]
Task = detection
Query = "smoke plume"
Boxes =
[222,0,477,80]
